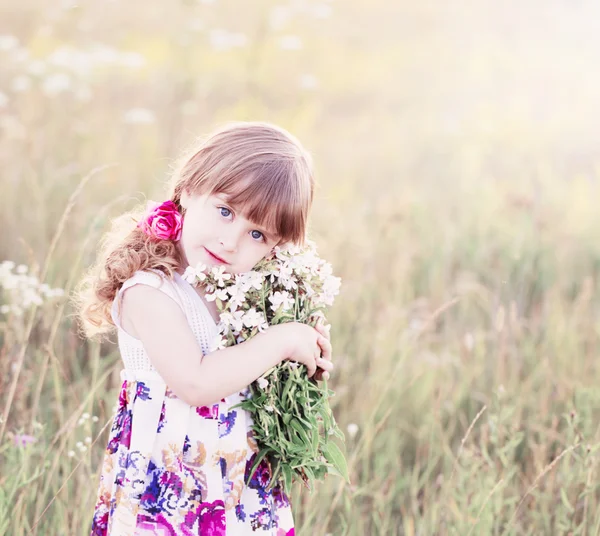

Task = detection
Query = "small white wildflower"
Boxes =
[269,291,295,312]
[220,310,245,333]
[237,271,264,292]
[82,412,90,420]
[0,305,10,314]
[91,415,99,423]
[0,35,19,51]
[311,4,333,18]
[464,332,474,351]
[42,73,72,96]
[208,29,247,51]
[27,60,46,76]
[16,264,27,274]
[264,404,274,413]
[300,74,319,91]
[257,377,269,389]
[279,35,303,50]
[75,441,83,448]
[182,266,198,284]
[242,308,265,329]
[211,266,232,287]
[68,450,75,457]
[347,423,359,438]
[123,108,156,125]
[209,334,227,352]
[205,287,228,302]
[84,436,92,444]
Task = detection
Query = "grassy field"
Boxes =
[3,1,600,534]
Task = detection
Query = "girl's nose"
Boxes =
[219,225,243,252]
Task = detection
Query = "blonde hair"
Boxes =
[75,121,315,338]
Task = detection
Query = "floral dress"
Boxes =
[91,270,295,536]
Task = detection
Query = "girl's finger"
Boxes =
[317,358,334,372]
[314,322,331,340]
[317,337,332,360]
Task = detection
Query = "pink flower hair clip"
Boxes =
[137,200,183,241]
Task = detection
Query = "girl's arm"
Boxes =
[121,284,331,407]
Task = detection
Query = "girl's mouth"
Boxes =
[204,247,229,265]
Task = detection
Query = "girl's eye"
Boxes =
[250,230,264,242]
[219,207,232,218]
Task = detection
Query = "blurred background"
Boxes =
[2,0,600,534]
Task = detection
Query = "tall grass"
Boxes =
[3,0,600,534]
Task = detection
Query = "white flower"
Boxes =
[0,35,19,51]
[182,266,197,284]
[208,29,247,51]
[219,310,245,333]
[269,291,295,312]
[279,35,303,50]
[211,266,232,287]
[242,308,265,329]
[42,73,72,96]
[123,108,156,125]
[264,404,274,413]
[257,377,269,389]
[205,288,228,302]
[311,4,333,18]
[209,333,227,352]
[237,271,263,292]
[347,423,359,438]
[300,74,318,91]
[67,450,75,457]
[226,281,247,310]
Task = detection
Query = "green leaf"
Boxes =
[282,464,293,496]
[322,441,350,484]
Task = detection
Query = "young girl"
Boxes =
[77,121,334,536]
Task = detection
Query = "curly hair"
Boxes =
[75,121,315,339]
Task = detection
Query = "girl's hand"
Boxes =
[274,323,321,377]
[314,320,334,382]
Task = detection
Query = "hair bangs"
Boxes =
[215,162,308,245]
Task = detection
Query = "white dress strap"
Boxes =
[111,269,183,333]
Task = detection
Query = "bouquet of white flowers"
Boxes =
[183,241,348,495]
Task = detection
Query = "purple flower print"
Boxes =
[218,410,237,438]
[196,404,219,419]
[250,507,275,530]
[245,453,271,490]
[198,500,227,535]
[181,500,226,536]
[107,382,133,453]
[90,507,109,536]
[235,503,247,523]
[136,381,152,401]
[137,513,177,535]
[157,401,167,433]
[271,484,290,509]
[140,460,183,516]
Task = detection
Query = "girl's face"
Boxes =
[178,192,283,274]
